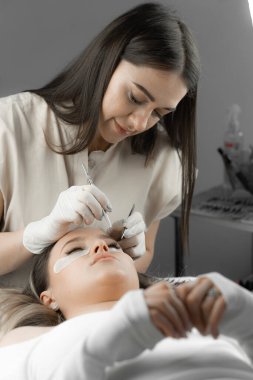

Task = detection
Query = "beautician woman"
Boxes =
[0,2,200,287]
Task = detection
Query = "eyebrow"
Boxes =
[132,82,176,112]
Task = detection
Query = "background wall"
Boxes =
[1,0,253,280]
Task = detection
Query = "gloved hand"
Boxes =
[23,185,112,254]
[109,212,146,259]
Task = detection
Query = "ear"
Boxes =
[40,290,59,311]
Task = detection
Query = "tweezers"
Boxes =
[81,162,112,229]
[121,204,135,239]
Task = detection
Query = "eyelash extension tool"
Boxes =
[81,162,112,229]
[81,162,93,186]
[121,203,135,239]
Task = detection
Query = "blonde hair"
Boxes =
[0,245,63,340]
[0,288,61,340]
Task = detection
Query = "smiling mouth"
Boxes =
[114,120,132,136]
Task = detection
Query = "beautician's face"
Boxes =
[97,60,187,147]
[45,227,139,318]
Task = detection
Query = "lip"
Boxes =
[114,120,132,136]
[91,253,119,265]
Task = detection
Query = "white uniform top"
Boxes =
[0,273,253,379]
[0,92,182,287]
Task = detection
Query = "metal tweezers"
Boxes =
[120,204,135,239]
[81,162,112,229]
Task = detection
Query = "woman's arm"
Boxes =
[206,273,253,362]
[26,290,162,380]
[178,273,253,362]
[0,191,32,275]
[134,220,160,273]
[28,286,190,380]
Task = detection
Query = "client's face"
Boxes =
[42,227,139,318]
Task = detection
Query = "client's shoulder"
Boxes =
[0,325,52,347]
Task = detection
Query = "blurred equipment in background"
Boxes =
[191,186,253,223]
[219,104,253,196]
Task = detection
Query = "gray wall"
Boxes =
[1,0,253,280]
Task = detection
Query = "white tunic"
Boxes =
[0,92,182,287]
[0,273,252,379]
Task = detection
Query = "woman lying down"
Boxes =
[0,227,252,379]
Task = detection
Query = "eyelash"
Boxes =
[66,248,84,255]
[66,242,121,255]
[108,242,121,250]
[129,92,142,105]
[128,92,162,119]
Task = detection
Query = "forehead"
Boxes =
[113,60,187,104]
[115,60,183,83]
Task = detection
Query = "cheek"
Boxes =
[146,119,158,131]
[51,266,94,307]
[50,259,90,290]
[122,255,139,286]
[102,86,128,119]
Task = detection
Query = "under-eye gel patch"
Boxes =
[54,249,90,273]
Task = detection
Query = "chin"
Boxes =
[95,267,139,291]
[102,132,122,145]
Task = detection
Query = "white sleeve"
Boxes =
[203,272,253,362]
[85,289,163,363]
[28,290,163,380]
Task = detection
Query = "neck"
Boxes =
[88,132,111,153]
[65,300,117,319]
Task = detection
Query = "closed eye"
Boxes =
[129,92,163,119]
[65,248,86,255]
[128,92,143,105]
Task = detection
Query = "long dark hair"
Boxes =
[30,2,200,247]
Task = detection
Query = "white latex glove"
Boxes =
[23,185,112,254]
[109,211,146,259]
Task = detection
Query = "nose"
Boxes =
[127,110,150,133]
[90,240,109,255]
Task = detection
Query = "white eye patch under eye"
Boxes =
[54,248,90,273]
[109,246,122,253]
